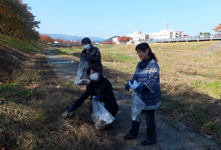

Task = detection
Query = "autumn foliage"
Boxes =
[213,24,221,32]
[0,0,40,41]
[39,35,53,43]
[54,38,64,43]
[118,36,132,43]
[101,40,116,45]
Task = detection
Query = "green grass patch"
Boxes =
[50,49,68,55]
[97,44,115,49]
[0,34,47,53]
[203,120,221,135]
[202,81,221,98]
[102,53,132,62]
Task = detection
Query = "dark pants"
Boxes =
[129,110,156,143]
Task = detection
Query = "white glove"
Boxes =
[129,80,140,90]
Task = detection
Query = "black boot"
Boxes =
[124,121,140,140]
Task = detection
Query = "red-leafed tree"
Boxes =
[0,0,40,41]
[213,24,221,32]
[54,38,64,43]
[39,35,53,43]
[101,40,116,45]
[118,36,132,43]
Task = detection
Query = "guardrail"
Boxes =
[145,37,221,43]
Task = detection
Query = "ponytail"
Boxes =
[135,43,157,62]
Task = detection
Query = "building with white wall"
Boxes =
[112,37,120,44]
[127,31,146,41]
[146,30,183,39]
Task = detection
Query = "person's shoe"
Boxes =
[123,134,136,140]
[141,139,156,145]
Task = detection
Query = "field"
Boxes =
[0,35,121,150]
[50,41,221,142]
[1,37,221,149]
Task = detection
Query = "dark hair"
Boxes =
[135,43,157,62]
[86,67,99,75]
[81,37,91,45]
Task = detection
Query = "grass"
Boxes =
[0,35,121,149]
[0,60,121,150]
[0,34,221,146]
[0,34,49,53]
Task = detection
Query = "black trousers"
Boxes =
[129,110,156,143]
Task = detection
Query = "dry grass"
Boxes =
[0,56,121,150]
[48,41,221,143]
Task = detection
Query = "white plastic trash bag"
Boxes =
[91,97,115,130]
[131,91,146,121]
[74,59,90,85]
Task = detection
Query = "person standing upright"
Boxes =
[124,42,161,146]
[81,37,103,75]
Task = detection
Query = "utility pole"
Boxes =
[166,23,168,30]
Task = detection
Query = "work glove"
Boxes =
[129,80,140,91]
[135,84,144,94]
[125,82,130,91]
[67,106,74,112]
[83,57,90,61]
[62,106,74,119]
[93,95,100,100]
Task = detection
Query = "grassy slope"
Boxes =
[0,34,48,53]
[0,35,120,150]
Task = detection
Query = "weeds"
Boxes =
[191,80,201,89]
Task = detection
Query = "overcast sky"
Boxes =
[23,0,221,39]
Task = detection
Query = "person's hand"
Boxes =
[67,106,74,112]
[125,82,130,91]
[129,80,140,90]
[93,95,100,100]
[83,57,90,61]
[62,109,74,119]
[135,84,144,94]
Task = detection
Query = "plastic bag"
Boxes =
[74,59,90,85]
[91,97,115,130]
[131,91,146,121]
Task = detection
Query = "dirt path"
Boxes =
[200,41,221,55]
[45,50,220,150]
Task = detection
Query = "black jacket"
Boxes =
[81,45,103,72]
[72,75,119,116]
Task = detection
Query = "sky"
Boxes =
[23,0,221,39]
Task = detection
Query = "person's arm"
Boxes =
[98,81,113,103]
[72,89,90,110]
[130,62,140,82]
[142,63,160,93]
[89,48,101,63]
[81,49,86,58]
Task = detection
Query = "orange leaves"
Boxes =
[39,35,53,43]
[213,23,221,32]
[118,36,132,43]
[54,38,64,43]
[101,40,116,45]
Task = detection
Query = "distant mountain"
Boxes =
[41,33,106,42]
[104,36,120,42]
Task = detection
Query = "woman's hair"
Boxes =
[86,67,99,75]
[135,43,157,62]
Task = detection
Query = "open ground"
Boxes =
[1,36,221,149]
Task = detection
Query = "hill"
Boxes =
[104,36,120,42]
[41,33,106,42]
